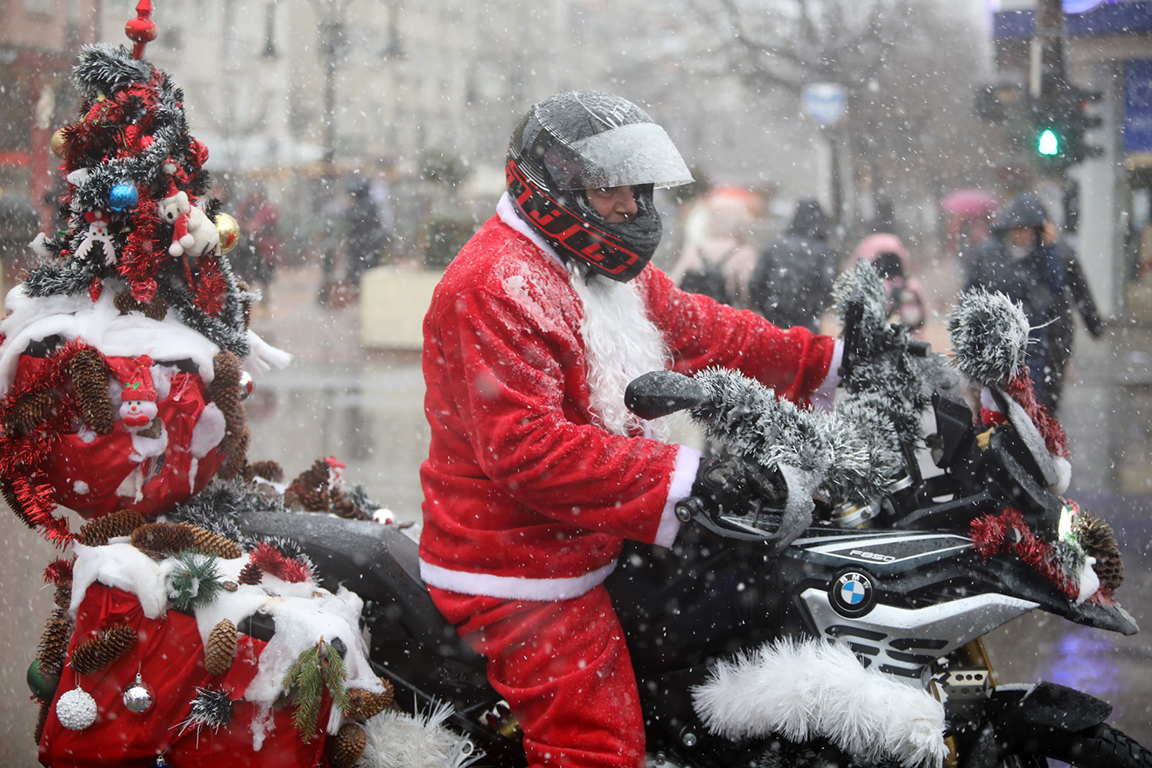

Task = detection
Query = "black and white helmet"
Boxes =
[506,91,693,282]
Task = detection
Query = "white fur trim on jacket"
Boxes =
[692,637,947,768]
[419,559,618,602]
[657,445,699,548]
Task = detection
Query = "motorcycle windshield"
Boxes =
[543,122,694,191]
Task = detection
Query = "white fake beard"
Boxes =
[569,267,671,439]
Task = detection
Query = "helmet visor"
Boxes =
[543,122,693,191]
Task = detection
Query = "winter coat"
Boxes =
[966,233,1102,409]
[419,199,835,601]
[749,234,839,332]
[344,194,389,281]
[853,233,927,334]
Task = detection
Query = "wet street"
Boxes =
[1,261,1151,763]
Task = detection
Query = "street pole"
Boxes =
[1032,0,1069,189]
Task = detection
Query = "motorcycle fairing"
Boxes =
[788,530,975,574]
[798,587,1038,680]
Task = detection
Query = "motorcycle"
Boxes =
[230,267,1148,768]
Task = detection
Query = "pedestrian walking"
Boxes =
[966,193,1103,412]
[853,233,927,336]
[749,197,839,332]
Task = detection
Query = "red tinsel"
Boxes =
[0,341,101,546]
[248,541,315,584]
[1004,374,1069,457]
[118,206,161,299]
[185,252,228,316]
[969,507,1076,599]
[43,557,74,585]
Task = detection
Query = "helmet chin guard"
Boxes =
[505,91,691,283]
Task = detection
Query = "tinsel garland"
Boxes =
[282,639,350,744]
[248,540,315,584]
[1,479,36,530]
[1003,374,1069,458]
[0,340,101,545]
[969,507,1093,602]
[948,289,1032,387]
[175,686,235,738]
[43,557,74,586]
[166,478,284,542]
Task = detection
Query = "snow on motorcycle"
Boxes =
[3,22,1145,768]
[230,263,1143,768]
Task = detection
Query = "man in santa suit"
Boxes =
[419,91,840,768]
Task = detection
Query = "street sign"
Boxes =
[802,83,847,127]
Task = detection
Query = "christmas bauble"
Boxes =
[108,183,140,213]
[239,371,254,400]
[50,129,67,158]
[215,213,240,254]
[123,672,155,713]
[26,659,60,700]
[56,687,97,730]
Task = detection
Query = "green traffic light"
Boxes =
[1038,127,1060,156]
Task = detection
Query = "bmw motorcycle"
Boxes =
[236,280,1151,768]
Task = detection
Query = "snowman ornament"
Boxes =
[117,356,159,432]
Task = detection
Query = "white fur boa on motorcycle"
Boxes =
[691,637,947,768]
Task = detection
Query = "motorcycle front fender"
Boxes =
[990,681,1113,732]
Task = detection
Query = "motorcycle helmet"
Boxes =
[506,91,693,282]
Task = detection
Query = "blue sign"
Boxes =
[1125,59,1152,155]
[802,83,846,127]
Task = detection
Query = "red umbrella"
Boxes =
[942,189,999,219]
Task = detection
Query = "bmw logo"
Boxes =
[830,571,876,617]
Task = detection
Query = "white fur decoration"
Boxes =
[692,638,947,768]
[357,701,482,768]
[569,267,671,439]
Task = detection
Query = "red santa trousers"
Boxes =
[428,583,645,768]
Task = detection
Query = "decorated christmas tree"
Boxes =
[2,6,397,765]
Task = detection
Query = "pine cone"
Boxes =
[1077,512,1124,591]
[343,678,394,721]
[211,351,249,480]
[4,391,55,433]
[70,624,136,675]
[237,561,263,585]
[204,619,238,676]
[36,609,73,678]
[70,348,114,435]
[53,582,71,609]
[332,494,371,522]
[130,521,196,559]
[330,722,368,768]
[177,522,243,560]
[244,460,284,483]
[1,480,35,529]
[33,700,48,745]
[114,290,169,321]
[78,508,147,547]
[221,426,250,481]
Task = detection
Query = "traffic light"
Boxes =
[1031,87,1105,168]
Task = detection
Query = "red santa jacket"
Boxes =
[418,200,835,601]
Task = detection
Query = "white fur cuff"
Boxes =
[692,637,947,768]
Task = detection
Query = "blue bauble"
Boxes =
[108,183,140,212]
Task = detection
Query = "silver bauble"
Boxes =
[56,687,97,730]
[123,672,155,714]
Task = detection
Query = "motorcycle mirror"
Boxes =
[625,371,708,420]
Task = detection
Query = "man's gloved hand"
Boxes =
[690,454,785,518]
